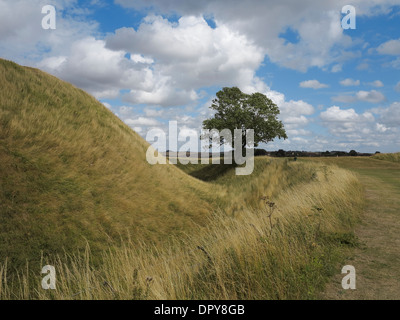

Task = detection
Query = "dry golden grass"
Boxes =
[0,58,364,299]
[0,58,219,267]
[0,161,363,299]
[372,152,400,163]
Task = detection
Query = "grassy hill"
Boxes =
[0,58,216,267]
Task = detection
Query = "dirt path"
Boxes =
[316,158,400,299]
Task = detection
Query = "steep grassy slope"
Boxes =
[0,59,214,267]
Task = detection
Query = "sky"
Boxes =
[1,0,400,153]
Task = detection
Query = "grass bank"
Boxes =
[1,159,364,299]
[371,152,400,163]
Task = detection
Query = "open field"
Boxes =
[300,157,400,299]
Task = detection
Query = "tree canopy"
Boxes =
[202,87,287,149]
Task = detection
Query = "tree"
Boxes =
[276,149,286,157]
[254,148,268,156]
[349,150,357,156]
[202,87,287,151]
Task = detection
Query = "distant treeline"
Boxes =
[164,149,376,158]
[254,149,374,157]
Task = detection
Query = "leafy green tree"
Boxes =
[202,87,287,151]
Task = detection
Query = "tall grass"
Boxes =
[0,162,363,299]
[0,58,217,268]
[0,59,365,299]
[372,152,400,163]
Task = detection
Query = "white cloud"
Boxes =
[130,54,154,64]
[299,80,329,89]
[331,64,343,73]
[287,129,312,136]
[39,37,156,100]
[0,0,98,64]
[115,0,400,72]
[321,106,374,123]
[340,78,360,86]
[143,107,164,117]
[332,90,386,103]
[375,102,400,127]
[280,100,315,117]
[367,80,384,87]
[105,15,265,106]
[377,38,400,55]
[356,90,386,103]
[319,106,379,146]
[125,117,161,127]
[317,104,400,151]
[265,90,315,133]
[376,123,388,133]
[395,82,400,92]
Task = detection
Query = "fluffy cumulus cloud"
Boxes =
[0,0,98,64]
[340,78,360,86]
[36,14,269,106]
[320,106,376,146]
[39,37,147,99]
[244,92,314,139]
[377,38,400,55]
[300,80,329,89]
[319,104,400,150]
[376,38,400,70]
[367,80,384,87]
[355,90,386,103]
[105,15,265,106]
[321,106,374,126]
[115,0,400,72]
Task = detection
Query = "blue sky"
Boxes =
[1,0,400,152]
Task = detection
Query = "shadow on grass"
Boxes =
[188,162,237,182]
